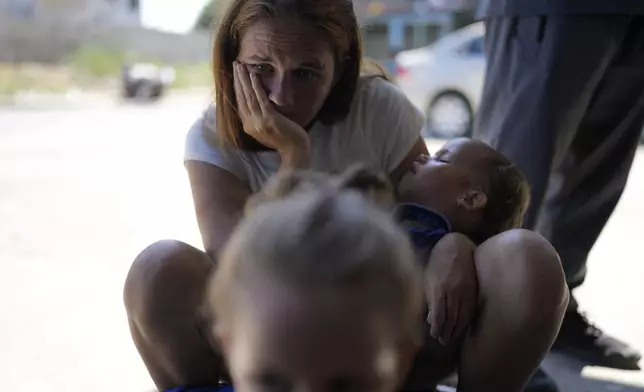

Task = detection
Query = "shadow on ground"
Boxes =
[543,352,644,392]
[435,352,644,392]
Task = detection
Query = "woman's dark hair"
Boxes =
[212,0,363,150]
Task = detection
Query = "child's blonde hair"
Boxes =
[209,166,423,345]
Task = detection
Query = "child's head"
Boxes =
[397,138,530,243]
[244,165,397,214]
[209,178,423,392]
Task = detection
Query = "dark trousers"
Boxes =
[474,15,644,290]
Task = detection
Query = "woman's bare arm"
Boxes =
[186,161,252,259]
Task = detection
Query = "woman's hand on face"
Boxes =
[233,62,311,169]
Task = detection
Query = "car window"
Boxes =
[462,36,485,57]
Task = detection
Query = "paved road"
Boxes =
[1,95,643,392]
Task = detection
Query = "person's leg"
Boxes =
[540,17,644,367]
[123,240,225,391]
[457,230,569,392]
[474,15,625,228]
[474,14,643,371]
[536,16,644,291]
[474,24,567,391]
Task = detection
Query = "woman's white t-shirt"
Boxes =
[184,77,425,192]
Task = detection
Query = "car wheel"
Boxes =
[151,85,163,99]
[426,92,473,139]
[135,83,155,100]
[123,84,138,99]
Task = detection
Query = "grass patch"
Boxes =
[67,45,213,89]
[67,46,129,78]
[0,45,213,96]
[172,63,212,89]
[0,63,74,96]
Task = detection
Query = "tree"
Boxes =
[194,0,216,31]
[194,0,233,31]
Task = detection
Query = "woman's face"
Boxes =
[237,19,337,128]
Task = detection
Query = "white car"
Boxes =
[395,22,486,139]
[396,22,644,143]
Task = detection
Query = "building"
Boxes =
[357,0,477,69]
[100,0,141,26]
[0,0,141,62]
[1,0,140,26]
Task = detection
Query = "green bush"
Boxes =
[67,46,129,77]
[0,64,73,95]
[0,46,214,96]
[172,63,212,89]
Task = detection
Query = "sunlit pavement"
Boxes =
[1,93,643,392]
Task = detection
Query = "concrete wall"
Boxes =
[0,11,211,64]
[88,27,212,64]
[100,0,140,26]
[0,13,90,62]
[0,0,205,63]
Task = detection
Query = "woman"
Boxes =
[123,1,567,391]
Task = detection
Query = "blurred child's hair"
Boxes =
[210,166,423,345]
[244,164,396,214]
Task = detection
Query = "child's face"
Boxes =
[397,138,490,219]
[218,278,411,392]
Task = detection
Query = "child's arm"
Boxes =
[424,232,478,345]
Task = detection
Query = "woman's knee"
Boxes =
[123,239,215,332]
[475,229,569,323]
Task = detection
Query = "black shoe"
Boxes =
[524,367,558,392]
[552,310,641,370]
